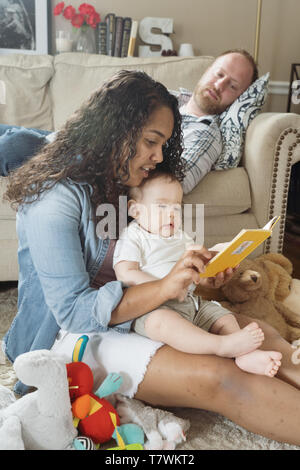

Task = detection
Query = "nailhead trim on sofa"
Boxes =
[266,127,300,254]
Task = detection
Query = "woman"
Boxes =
[3,70,300,446]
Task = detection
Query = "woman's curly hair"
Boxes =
[4,70,185,216]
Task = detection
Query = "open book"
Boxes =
[199,216,280,278]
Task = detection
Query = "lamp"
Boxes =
[254,0,263,63]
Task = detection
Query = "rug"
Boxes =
[0,286,298,450]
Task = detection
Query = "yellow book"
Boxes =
[199,216,280,278]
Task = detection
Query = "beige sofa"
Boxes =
[0,53,300,281]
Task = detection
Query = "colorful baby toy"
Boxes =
[67,335,144,450]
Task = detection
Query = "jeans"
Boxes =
[0,125,51,176]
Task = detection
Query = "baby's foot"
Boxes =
[217,322,264,358]
[235,349,282,377]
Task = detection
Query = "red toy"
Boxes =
[66,336,123,445]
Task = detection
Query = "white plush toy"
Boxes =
[115,394,190,450]
[0,349,77,450]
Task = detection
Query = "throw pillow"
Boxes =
[214,72,269,169]
[171,73,269,170]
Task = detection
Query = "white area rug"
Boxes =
[0,286,298,450]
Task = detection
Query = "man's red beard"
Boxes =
[194,86,226,115]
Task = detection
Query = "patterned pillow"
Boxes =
[214,73,269,169]
[171,73,269,170]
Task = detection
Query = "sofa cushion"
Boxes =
[51,53,215,129]
[202,213,261,250]
[0,54,54,131]
[183,167,251,216]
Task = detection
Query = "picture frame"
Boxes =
[0,0,51,55]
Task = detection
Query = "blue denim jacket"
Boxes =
[3,178,130,395]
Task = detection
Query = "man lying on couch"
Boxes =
[0,49,258,190]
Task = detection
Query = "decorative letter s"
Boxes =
[138,17,173,57]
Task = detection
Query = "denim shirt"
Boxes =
[3,178,130,394]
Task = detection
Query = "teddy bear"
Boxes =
[282,278,300,317]
[196,253,300,343]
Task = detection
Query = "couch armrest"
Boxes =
[243,112,300,254]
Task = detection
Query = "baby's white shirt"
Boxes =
[113,220,195,279]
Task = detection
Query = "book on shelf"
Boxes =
[97,21,107,55]
[113,16,124,57]
[105,13,116,56]
[199,216,281,278]
[127,20,138,57]
[120,17,132,57]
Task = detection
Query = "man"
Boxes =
[0,49,258,187]
[179,49,258,193]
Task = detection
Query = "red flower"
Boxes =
[71,13,85,28]
[54,2,100,29]
[63,5,76,20]
[53,1,65,16]
[86,12,101,28]
[79,3,95,15]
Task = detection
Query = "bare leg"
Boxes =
[235,314,300,389]
[144,309,263,357]
[135,345,300,446]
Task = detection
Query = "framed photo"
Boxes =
[0,0,51,54]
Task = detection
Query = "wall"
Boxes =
[52,0,300,113]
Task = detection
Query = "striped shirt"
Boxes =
[180,106,222,194]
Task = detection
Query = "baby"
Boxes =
[113,171,282,377]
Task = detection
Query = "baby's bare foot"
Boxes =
[217,322,264,358]
[235,350,282,377]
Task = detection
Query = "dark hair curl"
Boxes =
[5,70,185,216]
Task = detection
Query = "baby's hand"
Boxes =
[185,244,213,268]
[162,245,212,301]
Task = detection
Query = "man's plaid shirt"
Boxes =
[180,106,222,194]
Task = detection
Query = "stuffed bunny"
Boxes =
[0,349,77,450]
[115,394,190,450]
